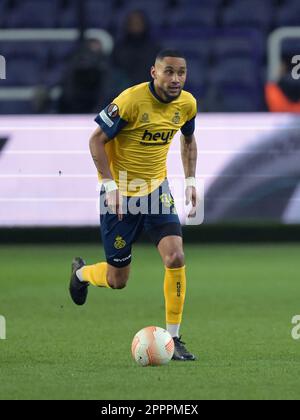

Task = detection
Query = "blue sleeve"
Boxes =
[94,104,128,139]
[181,116,195,136]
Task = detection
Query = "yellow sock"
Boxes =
[81,262,111,288]
[164,266,186,325]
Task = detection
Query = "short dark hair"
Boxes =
[156,49,186,61]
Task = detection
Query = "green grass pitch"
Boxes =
[0,243,300,400]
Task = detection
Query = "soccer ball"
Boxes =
[131,326,174,367]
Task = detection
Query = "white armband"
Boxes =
[185,177,196,188]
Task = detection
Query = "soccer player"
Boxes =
[69,49,198,361]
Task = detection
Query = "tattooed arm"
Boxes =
[89,127,113,181]
[180,133,197,217]
[89,127,123,220]
[180,133,197,179]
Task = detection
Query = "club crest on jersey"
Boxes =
[140,113,150,123]
[172,112,181,124]
[114,235,126,249]
[107,103,119,118]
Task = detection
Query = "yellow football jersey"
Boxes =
[95,82,197,196]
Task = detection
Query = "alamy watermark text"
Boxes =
[292,55,300,80]
[0,315,6,339]
[0,55,6,80]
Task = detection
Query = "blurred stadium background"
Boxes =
[0,0,300,113]
[0,0,300,238]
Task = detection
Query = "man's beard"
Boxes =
[162,88,182,102]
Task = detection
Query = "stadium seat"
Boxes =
[4,0,58,28]
[275,1,300,27]
[47,41,78,64]
[228,0,274,9]
[281,38,300,58]
[44,63,67,87]
[0,100,34,115]
[206,85,263,112]
[162,28,214,51]
[175,0,222,7]
[2,43,48,88]
[221,0,274,30]
[160,37,211,63]
[209,58,259,89]
[0,1,8,26]
[85,0,113,29]
[213,33,263,61]
[44,41,85,86]
[0,42,48,68]
[119,0,166,13]
[184,57,208,87]
[185,83,205,100]
[221,90,263,112]
[167,7,217,28]
[5,57,42,86]
[113,0,167,31]
[57,3,79,28]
